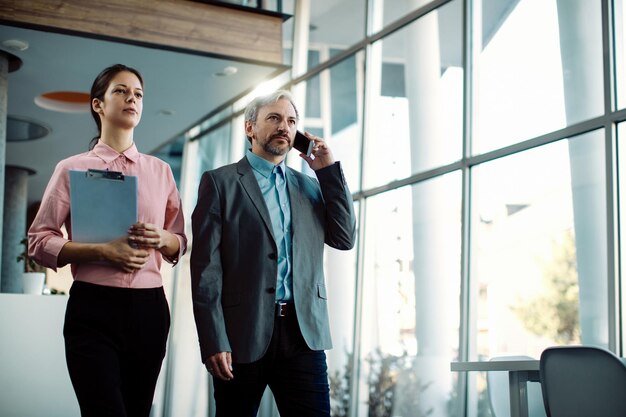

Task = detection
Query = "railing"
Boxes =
[190,0,285,14]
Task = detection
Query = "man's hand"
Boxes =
[205,351,234,380]
[300,132,335,170]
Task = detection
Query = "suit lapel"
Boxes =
[236,157,275,240]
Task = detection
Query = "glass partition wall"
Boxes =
[162,0,626,416]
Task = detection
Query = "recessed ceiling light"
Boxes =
[1,39,29,51]
[214,66,238,77]
[6,115,50,141]
[34,91,90,113]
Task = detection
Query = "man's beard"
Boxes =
[263,137,290,156]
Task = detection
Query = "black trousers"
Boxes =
[63,280,170,417]
[213,304,331,417]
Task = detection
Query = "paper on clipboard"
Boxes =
[69,169,138,243]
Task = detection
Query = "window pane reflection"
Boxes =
[475,0,603,153]
[293,52,364,192]
[471,131,607,364]
[357,173,462,417]
[364,0,463,189]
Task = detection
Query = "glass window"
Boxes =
[618,122,626,350]
[158,1,622,416]
[305,50,322,111]
[471,130,608,364]
[291,51,364,192]
[374,0,428,32]
[196,123,233,181]
[372,0,450,31]
[208,0,286,13]
[474,0,603,153]
[151,136,185,187]
[357,173,462,417]
[363,0,463,189]
[327,202,359,417]
[616,0,626,109]
[282,0,296,65]
[309,0,366,58]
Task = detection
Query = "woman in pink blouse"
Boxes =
[28,64,187,417]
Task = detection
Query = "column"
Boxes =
[0,50,22,291]
[556,0,608,346]
[0,52,8,286]
[1,166,35,293]
[404,2,452,416]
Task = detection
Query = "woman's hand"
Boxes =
[104,236,150,272]
[58,237,149,272]
[128,222,166,249]
[127,222,180,258]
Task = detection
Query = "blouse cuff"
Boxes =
[42,236,70,271]
[163,234,186,265]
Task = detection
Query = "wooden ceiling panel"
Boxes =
[0,0,284,65]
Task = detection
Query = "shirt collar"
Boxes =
[246,149,286,179]
[92,140,140,164]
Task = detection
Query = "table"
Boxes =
[450,359,539,417]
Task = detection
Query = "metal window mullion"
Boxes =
[348,199,367,417]
[457,0,476,416]
[602,0,621,354]
[347,0,383,403]
[599,0,618,354]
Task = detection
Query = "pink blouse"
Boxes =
[28,140,187,288]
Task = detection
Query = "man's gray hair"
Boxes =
[244,89,300,124]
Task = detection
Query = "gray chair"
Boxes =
[487,356,547,417]
[539,345,626,417]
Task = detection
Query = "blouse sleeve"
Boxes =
[161,165,187,265]
[27,162,72,271]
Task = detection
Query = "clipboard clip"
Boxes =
[86,169,125,181]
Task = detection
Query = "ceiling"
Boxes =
[0,23,286,206]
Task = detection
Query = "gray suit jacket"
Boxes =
[190,156,356,363]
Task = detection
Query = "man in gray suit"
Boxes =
[190,90,356,416]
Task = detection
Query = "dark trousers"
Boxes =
[213,304,331,417]
[63,280,170,417]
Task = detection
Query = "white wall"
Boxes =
[0,293,79,417]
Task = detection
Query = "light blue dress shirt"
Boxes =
[246,150,293,302]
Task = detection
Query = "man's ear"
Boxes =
[244,120,255,141]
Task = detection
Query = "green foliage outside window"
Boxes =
[511,229,580,344]
[330,349,433,417]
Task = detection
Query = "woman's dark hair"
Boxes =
[89,64,144,150]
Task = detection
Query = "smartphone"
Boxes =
[293,131,314,156]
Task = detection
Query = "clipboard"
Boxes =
[69,169,138,243]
